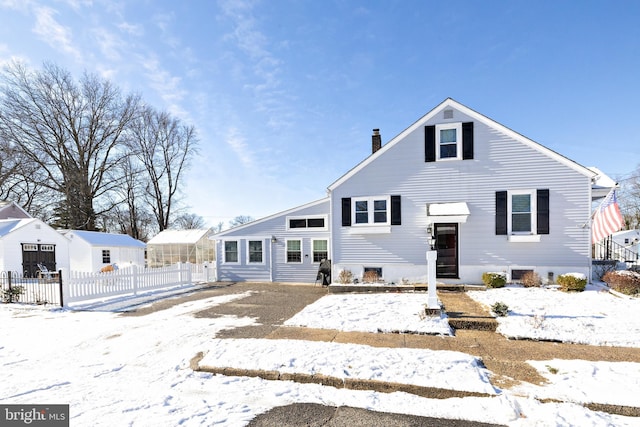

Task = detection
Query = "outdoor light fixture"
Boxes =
[271,236,277,243]
[426,225,436,250]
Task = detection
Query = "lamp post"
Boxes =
[426,224,439,313]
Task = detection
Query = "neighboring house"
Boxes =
[608,229,640,263]
[212,98,614,285]
[146,229,215,267]
[0,218,70,277]
[0,200,31,220]
[60,230,146,273]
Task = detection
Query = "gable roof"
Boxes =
[0,219,33,238]
[212,197,330,238]
[328,98,597,191]
[0,201,31,219]
[61,230,146,248]
[147,228,212,245]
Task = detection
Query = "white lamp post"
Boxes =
[426,225,439,313]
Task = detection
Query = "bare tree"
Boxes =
[228,215,254,228]
[0,61,139,230]
[174,212,206,230]
[129,106,198,232]
[619,166,640,229]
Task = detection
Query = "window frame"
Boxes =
[286,215,328,231]
[286,239,303,263]
[436,122,462,161]
[351,196,391,226]
[507,190,537,235]
[102,249,111,264]
[223,240,240,264]
[311,239,329,263]
[247,240,264,264]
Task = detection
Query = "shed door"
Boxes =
[21,243,56,277]
[435,223,458,278]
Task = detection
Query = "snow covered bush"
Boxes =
[491,301,509,317]
[338,269,353,284]
[557,273,587,292]
[482,272,506,288]
[602,270,640,296]
[521,271,542,288]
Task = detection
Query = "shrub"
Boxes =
[362,270,379,283]
[338,269,353,284]
[482,272,506,288]
[1,285,24,303]
[521,271,542,288]
[602,270,640,296]
[557,273,587,292]
[491,301,509,317]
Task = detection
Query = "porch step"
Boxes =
[437,291,498,332]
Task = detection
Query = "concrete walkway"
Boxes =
[187,284,640,417]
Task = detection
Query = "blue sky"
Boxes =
[1,0,638,227]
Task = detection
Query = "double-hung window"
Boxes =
[224,241,239,263]
[312,239,328,262]
[102,250,111,264]
[286,240,302,263]
[436,123,462,160]
[510,192,534,233]
[352,196,390,226]
[248,240,263,263]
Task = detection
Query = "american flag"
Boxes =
[592,189,624,243]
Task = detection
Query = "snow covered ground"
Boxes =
[467,284,640,347]
[1,284,640,426]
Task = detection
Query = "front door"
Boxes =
[434,223,458,278]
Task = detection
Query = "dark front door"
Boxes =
[21,243,56,277]
[435,223,458,278]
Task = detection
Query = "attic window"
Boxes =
[443,109,454,119]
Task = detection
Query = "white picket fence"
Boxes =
[64,263,199,305]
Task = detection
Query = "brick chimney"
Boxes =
[372,128,381,154]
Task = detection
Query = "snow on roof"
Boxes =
[0,218,36,238]
[147,229,211,245]
[63,230,146,248]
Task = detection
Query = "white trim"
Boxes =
[285,238,303,264]
[348,226,392,235]
[351,195,391,226]
[328,98,596,191]
[508,235,541,243]
[311,238,329,263]
[286,214,328,231]
[436,122,462,161]
[507,190,537,235]
[222,240,240,264]
[246,239,265,264]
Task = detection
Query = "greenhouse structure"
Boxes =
[146,228,215,267]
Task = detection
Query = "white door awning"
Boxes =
[427,202,470,223]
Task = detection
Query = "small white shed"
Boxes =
[0,218,70,277]
[60,230,146,273]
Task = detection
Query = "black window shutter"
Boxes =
[425,125,436,162]
[495,191,507,235]
[341,198,351,226]
[537,189,550,234]
[462,122,474,160]
[390,195,401,225]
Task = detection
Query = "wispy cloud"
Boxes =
[118,21,143,37]
[225,127,254,168]
[32,5,82,62]
[139,53,188,119]
[91,27,123,61]
[219,0,293,133]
